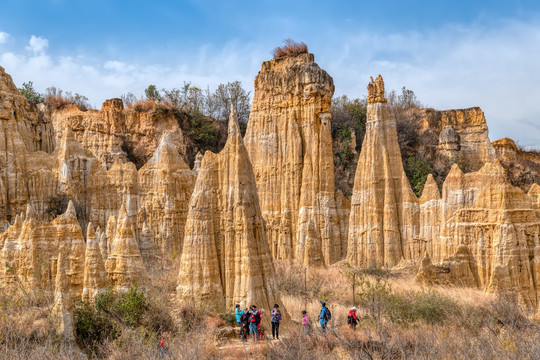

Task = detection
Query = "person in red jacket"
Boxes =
[347,307,358,330]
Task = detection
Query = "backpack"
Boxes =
[323,307,332,321]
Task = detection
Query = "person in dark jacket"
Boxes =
[240,308,250,342]
[270,304,282,340]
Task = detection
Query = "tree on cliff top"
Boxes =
[18,81,43,105]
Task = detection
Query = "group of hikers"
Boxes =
[234,301,360,341]
[235,303,282,341]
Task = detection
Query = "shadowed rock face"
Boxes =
[177,107,283,313]
[348,75,540,310]
[244,52,347,266]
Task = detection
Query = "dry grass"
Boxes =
[273,39,308,59]
[133,99,156,112]
[2,260,539,359]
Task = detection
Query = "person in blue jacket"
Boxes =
[235,304,242,327]
[318,301,331,333]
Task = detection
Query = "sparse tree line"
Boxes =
[17,80,252,124]
[122,81,251,124]
[18,81,91,111]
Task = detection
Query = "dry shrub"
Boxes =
[266,329,339,359]
[43,86,91,111]
[0,288,78,359]
[176,301,206,332]
[133,99,156,112]
[273,39,308,59]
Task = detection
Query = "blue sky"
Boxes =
[1,0,540,146]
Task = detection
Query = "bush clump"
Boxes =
[74,287,175,356]
[357,277,459,325]
[273,39,308,59]
[404,156,435,196]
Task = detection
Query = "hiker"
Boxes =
[235,304,242,327]
[257,308,265,340]
[159,337,169,359]
[302,310,310,336]
[248,305,260,341]
[271,304,282,340]
[240,308,250,342]
[318,301,331,333]
[347,306,358,330]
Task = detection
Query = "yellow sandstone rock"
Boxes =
[51,250,76,341]
[137,132,195,254]
[50,98,186,169]
[347,77,418,267]
[82,223,109,302]
[105,205,150,291]
[244,52,345,266]
[177,106,283,312]
[347,75,540,308]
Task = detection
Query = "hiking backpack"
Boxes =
[323,308,332,321]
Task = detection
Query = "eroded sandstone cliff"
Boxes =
[347,75,540,309]
[244,52,346,266]
[50,99,186,169]
[177,107,283,312]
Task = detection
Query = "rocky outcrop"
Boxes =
[177,107,283,312]
[244,52,345,266]
[347,75,419,268]
[416,244,479,287]
[105,205,149,291]
[347,75,540,309]
[82,223,108,302]
[0,66,55,155]
[137,132,195,254]
[50,99,186,169]
[492,137,540,193]
[51,250,75,341]
[0,202,85,294]
[417,107,497,171]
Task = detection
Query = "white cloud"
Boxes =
[25,35,48,54]
[321,20,540,147]
[0,32,8,44]
[1,20,539,147]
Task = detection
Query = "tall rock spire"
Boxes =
[51,251,76,341]
[105,205,149,291]
[244,51,345,266]
[137,131,195,255]
[347,75,419,268]
[82,223,109,302]
[177,106,283,313]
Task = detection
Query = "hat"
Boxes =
[352,307,357,311]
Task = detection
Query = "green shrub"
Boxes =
[357,277,459,325]
[95,287,148,327]
[75,286,174,356]
[74,301,119,355]
[407,290,458,324]
[18,81,43,105]
[404,156,435,196]
[187,114,219,149]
